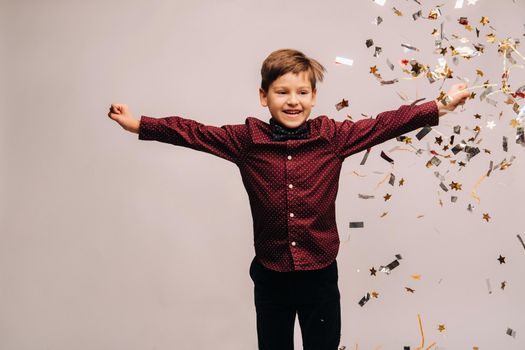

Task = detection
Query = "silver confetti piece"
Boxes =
[358,194,375,199]
[516,127,524,144]
[386,58,394,71]
[360,149,370,165]
[415,126,432,140]
[389,173,396,186]
[506,328,517,338]
[358,293,371,307]
[503,136,508,152]
[349,222,364,228]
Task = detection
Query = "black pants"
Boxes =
[249,257,341,350]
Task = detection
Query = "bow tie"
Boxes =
[270,118,309,141]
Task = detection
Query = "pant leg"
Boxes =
[296,261,341,350]
[249,257,296,350]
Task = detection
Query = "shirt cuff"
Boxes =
[138,116,157,140]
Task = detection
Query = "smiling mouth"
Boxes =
[283,110,302,115]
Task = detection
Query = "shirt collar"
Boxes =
[246,116,330,144]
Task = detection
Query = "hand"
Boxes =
[107,103,140,133]
[435,83,470,117]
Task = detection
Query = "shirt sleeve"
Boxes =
[333,100,439,160]
[138,115,247,164]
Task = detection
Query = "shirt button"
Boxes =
[290,213,294,217]
[287,155,292,160]
[288,184,293,189]
[291,241,297,246]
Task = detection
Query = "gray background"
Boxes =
[2,0,525,349]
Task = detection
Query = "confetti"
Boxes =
[506,328,517,338]
[336,99,349,111]
[415,126,432,140]
[449,181,462,191]
[517,234,525,251]
[383,193,392,201]
[335,56,354,66]
[402,43,420,52]
[386,174,396,187]
[358,293,371,307]
[437,324,446,332]
[486,278,492,294]
[373,0,386,6]
[366,39,374,48]
[370,267,377,276]
[380,150,395,164]
[393,7,403,16]
[349,222,364,228]
[405,287,416,293]
[358,194,375,199]
[497,254,506,264]
[483,213,491,222]
[386,58,395,70]
[501,281,507,290]
[428,8,441,20]
[379,259,400,274]
[454,0,464,8]
[360,149,371,165]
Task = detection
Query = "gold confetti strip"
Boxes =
[414,314,437,350]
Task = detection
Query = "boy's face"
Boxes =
[259,71,317,129]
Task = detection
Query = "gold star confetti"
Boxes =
[371,291,380,298]
[497,254,506,264]
[405,287,415,293]
[384,193,392,201]
[474,113,482,119]
[486,33,496,43]
[510,118,520,128]
[483,213,491,222]
[370,65,378,74]
[438,324,446,332]
[476,69,484,77]
[501,281,507,290]
[435,136,443,145]
[480,16,490,26]
[411,274,421,280]
[393,7,403,16]
[403,137,412,144]
[370,267,377,276]
[428,8,441,19]
[450,181,463,191]
[399,178,405,186]
[380,212,388,218]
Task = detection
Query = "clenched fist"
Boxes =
[107,104,140,133]
[435,83,471,117]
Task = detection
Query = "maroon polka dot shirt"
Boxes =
[138,101,439,272]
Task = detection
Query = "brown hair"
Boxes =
[260,49,326,93]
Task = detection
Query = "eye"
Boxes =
[300,91,310,95]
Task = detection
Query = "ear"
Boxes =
[259,88,268,107]
[311,88,317,106]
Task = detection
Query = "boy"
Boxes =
[108,49,469,350]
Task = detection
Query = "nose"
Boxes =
[286,93,299,105]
